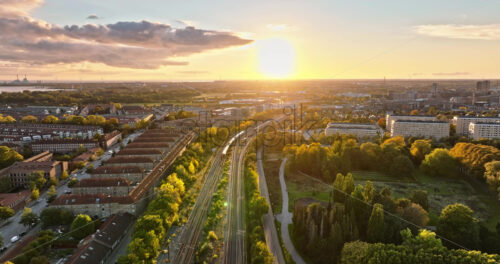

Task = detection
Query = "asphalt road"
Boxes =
[256,148,285,264]
[276,158,305,264]
[0,131,142,256]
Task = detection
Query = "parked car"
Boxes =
[64,189,72,194]
[19,231,26,237]
[0,247,7,252]
[10,236,19,243]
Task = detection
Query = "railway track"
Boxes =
[170,147,226,264]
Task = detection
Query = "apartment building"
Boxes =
[391,120,450,140]
[385,114,437,130]
[468,122,500,140]
[0,123,102,143]
[31,139,100,153]
[104,156,155,169]
[453,116,500,136]
[6,152,68,188]
[324,123,382,138]
[91,166,145,183]
[72,178,132,196]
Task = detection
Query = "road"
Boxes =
[168,147,226,264]
[256,148,285,264]
[276,158,305,264]
[0,131,142,254]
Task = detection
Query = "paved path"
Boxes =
[276,158,305,264]
[257,148,285,264]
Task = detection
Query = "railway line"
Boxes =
[170,146,226,264]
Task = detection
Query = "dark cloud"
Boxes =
[0,1,252,69]
[87,14,99,20]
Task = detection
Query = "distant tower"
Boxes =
[472,90,476,105]
[432,83,438,97]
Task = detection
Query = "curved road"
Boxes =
[276,158,305,264]
[256,148,285,264]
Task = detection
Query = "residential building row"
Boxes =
[324,123,382,138]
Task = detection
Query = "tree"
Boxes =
[42,115,59,124]
[70,214,95,240]
[389,155,414,177]
[31,187,39,200]
[134,215,166,242]
[401,203,429,228]
[0,206,14,220]
[363,181,375,204]
[40,207,73,228]
[28,256,49,264]
[68,177,78,187]
[28,171,47,190]
[438,203,479,249]
[450,142,500,178]
[21,115,38,123]
[60,170,69,180]
[382,136,406,148]
[409,190,429,211]
[410,139,432,164]
[367,203,385,242]
[410,109,419,115]
[0,146,23,169]
[49,175,58,186]
[251,241,274,264]
[47,185,57,203]
[421,148,459,178]
[484,160,500,198]
[377,118,386,129]
[188,161,196,174]
[20,207,39,227]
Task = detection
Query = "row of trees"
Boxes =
[283,136,415,182]
[118,128,220,264]
[244,153,273,264]
[341,229,500,264]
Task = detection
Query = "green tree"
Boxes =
[42,115,59,124]
[28,171,47,190]
[0,146,23,169]
[0,206,14,220]
[68,177,78,187]
[134,215,166,242]
[40,207,73,228]
[31,187,39,200]
[47,185,57,203]
[410,139,432,164]
[251,241,274,264]
[21,115,38,123]
[363,181,375,204]
[409,190,429,211]
[421,148,460,178]
[438,203,479,249]
[484,160,500,198]
[60,170,69,180]
[20,207,39,227]
[70,214,95,240]
[367,203,385,242]
[389,155,414,177]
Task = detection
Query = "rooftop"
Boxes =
[105,156,154,164]
[52,193,133,205]
[92,166,144,174]
[73,178,130,188]
[116,149,162,155]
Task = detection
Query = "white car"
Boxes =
[10,236,19,243]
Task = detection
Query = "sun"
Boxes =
[258,38,295,79]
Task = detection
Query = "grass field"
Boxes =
[262,151,283,214]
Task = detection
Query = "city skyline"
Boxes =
[1,0,500,81]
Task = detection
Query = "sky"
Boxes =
[1,0,500,81]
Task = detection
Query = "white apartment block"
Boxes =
[385,114,437,130]
[325,123,382,138]
[391,120,450,140]
[468,122,500,140]
[453,116,500,136]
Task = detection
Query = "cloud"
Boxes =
[87,14,99,20]
[0,0,43,16]
[414,24,500,40]
[266,24,297,32]
[0,0,252,69]
[432,72,470,76]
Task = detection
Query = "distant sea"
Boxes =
[0,86,63,93]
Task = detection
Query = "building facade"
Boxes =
[391,120,450,139]
[453,116,500,136]
[468,122,500,140]
[385,114,437,130]
[324,123,382,138]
